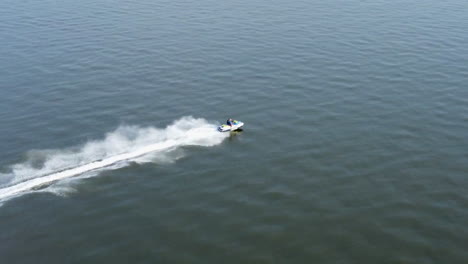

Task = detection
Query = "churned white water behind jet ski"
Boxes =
[0,117,228,202]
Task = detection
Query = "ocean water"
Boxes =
[1,0,468,263]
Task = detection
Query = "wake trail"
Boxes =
[0,117,227,202]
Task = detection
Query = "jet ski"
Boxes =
[218,120,244,132]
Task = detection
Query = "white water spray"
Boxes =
[0,117,227,202]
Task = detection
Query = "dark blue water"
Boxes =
[1,0,468,263]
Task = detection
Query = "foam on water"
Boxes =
[0,116,227,202]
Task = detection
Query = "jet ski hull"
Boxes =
[218,121,244,132]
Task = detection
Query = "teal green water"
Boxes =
[1,0,468,263]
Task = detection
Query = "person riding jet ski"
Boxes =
[218,118,244,132]
[226,118,235,126]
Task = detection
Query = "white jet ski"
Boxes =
[218,120,244,132]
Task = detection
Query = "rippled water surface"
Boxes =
[1,0,468,263]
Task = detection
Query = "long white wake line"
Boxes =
[0,139,178,200]
[0,116,228,202]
